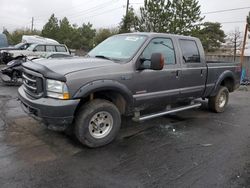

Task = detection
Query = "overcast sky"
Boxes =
[0,0,249,33]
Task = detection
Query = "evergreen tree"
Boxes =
[247,11,250,31]
[136,0,172,32]
[94,28,118,45]
[170,0,204,35]
[78,23,96,50]
[58,17,73,46]
[119,7,138,33]
[41,14,60,40]
[196,22,226,52]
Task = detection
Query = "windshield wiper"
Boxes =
[94,55,112,60]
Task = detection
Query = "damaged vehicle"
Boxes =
[18,33,241,148]
[1,53,73,84]
[0,36,63,64]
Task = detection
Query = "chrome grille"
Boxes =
[22,69,44,98]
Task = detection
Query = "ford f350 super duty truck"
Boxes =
[18,33,241,147]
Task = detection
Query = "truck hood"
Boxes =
[34,57,115,75]
[0,47,18,51]
[22,57,116,81]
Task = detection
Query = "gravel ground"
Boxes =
[0,80,249,188]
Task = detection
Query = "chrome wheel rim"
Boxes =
[218,92,226,108]
[88,111,113,139]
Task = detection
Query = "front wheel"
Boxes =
[208,86,229,113]
[74,99,121,148]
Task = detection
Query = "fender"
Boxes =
[73,79,134,105]
[210,70,235,96]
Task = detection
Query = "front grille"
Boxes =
[22,69,44,98]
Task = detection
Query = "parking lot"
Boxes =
[0,79,249,188]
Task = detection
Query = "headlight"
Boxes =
[46,79,69,100]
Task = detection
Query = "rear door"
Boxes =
[56,45,69,54]
[178,39,207,99]
[32,45,46,57]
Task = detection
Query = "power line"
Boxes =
[220,21,245,24]
[65,0,120,20]
[75,6,124,21]
[33,0,101,18]
[202,6,250,15]
[35,0,119,21]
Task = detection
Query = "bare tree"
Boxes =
[225,28,243,61]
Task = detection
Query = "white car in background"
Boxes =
[4,43,70,60]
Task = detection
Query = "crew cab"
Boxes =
[18,33,241,148]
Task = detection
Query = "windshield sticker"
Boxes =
[125,37,140,41]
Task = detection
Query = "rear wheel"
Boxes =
[74,99,121,148]
[208,86,229,113]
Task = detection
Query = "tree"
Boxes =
[136,0,172,32]
[94,28,118,46]
[119,7,138,33]
[195,22,226,52]
[247,11,250,31]
[2,29,11,44]
[169,0,204,35]
[225,28,242,60]
[41,14,60,41]
[3,28,40,45]
[135,0,204,34]
[58,17,74,47]
[77,23,96,50]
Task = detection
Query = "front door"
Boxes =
[132,37,181,107]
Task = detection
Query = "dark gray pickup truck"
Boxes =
[18,33,241,147]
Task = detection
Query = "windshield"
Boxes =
[88,35,147,61]
[14,43,25,48]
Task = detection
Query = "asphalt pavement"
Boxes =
[0,80,249,188]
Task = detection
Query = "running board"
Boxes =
[133,103,202,122]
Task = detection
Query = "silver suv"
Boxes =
[2,43,70,61]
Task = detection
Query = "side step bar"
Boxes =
[133,103,202,122]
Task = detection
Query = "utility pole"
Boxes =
[240,13,249,81]
[31,17,34,31]
[126,0,129,17]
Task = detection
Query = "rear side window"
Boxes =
[56,46,67,52]
[34,45,45,52]
[142,38,176,65]
[46,45,56,52]
[179,40,200,63]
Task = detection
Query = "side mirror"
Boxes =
[33,49,37,52]
[150,53,164,70]
[136,53,164,70]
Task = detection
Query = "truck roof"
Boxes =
[118,32,199,41]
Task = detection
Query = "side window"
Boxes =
[34,45,45,52]
[46,45,56,52]
[56,46,67,52]
[179,40,200,63]
[142,38,176,65]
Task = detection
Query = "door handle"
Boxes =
[176,70,180,78]
[170,70,180,78]
[200,69,203,77]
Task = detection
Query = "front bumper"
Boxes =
[0,52,13,64]
[18,86,80,128]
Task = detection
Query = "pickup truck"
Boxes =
[18,33,241,148]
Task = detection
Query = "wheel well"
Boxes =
[221,77,234,92]
[75,90,128,115]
